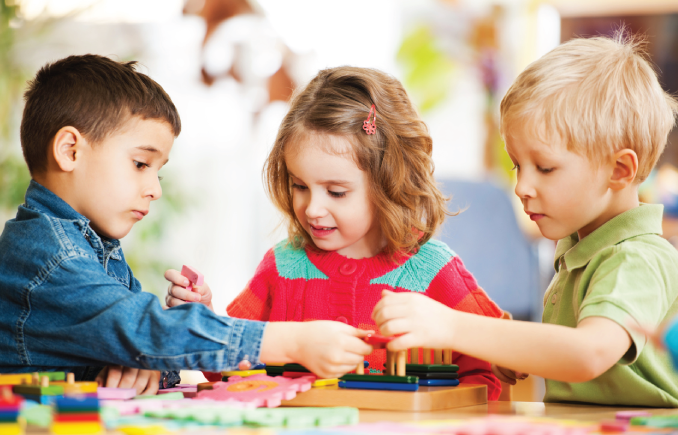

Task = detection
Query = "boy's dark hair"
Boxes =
[20,54,181,175]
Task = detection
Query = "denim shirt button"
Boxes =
[339,261,357,276]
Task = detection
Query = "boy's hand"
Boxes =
[371,290,456,351]
[492,364,528,385]
[95,366,160,395]
[164,268,214,311]
[260,321,373,379]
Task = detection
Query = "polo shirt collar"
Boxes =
[554,204,664,272]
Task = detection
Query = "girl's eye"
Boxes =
[328,190,346,198]
[291,183,307,190]
[134,161,148,170]
[538,166,554,174]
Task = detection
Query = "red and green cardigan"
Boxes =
[213,238,503,400]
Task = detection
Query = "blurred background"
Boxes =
[2,0,678,400]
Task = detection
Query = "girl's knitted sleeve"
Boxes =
[227,248,278,321]
[426,254,504,400]
[203,248,277,382]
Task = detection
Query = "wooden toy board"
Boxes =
[281,383,487,411]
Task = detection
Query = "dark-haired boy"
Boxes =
[0,54,372,394]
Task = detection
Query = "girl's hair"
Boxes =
[264,66,451,258]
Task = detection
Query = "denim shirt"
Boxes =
[0,180,266,381]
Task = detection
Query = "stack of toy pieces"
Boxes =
[0,387,23,435]
[50,396,103,435]
[11,374,64,406]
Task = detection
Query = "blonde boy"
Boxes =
[372,33,678,406]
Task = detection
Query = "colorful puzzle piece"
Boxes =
[418,379,459,386]
[97,387,137,400]
[194,374,314,408]
[221,369,266,377]
[363,333,396,349]
[405,363,459,373]
[407,371,458,379]
[181,265,204,287]
[0,375,31,386]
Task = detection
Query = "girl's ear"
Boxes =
[609,149,638,190]
[52,126,86,172]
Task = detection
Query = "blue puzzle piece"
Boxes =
[338,381,418,391]
[418,379,460,386]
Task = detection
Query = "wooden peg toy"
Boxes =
[66,373,74,384]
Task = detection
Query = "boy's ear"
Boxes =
[52,126,87,172]
[608,149,638,190]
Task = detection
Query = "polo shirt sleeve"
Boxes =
[578,246,668,364]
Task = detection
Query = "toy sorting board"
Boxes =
[281,383,486,411]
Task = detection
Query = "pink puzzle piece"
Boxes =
[181,265,204,289]
[194,374,314,408]
[97,387,137,400]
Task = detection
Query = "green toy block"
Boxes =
[20,404,52,427]
[630,416,678,428]
[37,372,66,382]
[12,384,64,396]
[405,363,459,373]
[340,374,419,384]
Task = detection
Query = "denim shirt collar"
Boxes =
[24,180,122,260]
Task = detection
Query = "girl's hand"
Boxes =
[371,290,457,351]
[492,364,528,385]
[164,268,214,311]
[95,366,160,395]
[260,321,374,379]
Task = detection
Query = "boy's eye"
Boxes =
[134,160,149,170]
[511,164,519,171]
[537,166,554,174]
[291,183,307,191]
[328,190,346,198]
[158,176,164,181]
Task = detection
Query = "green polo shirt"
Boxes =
[543,204,678,407]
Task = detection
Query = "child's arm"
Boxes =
[261,321,373,379]
[372,290,632,383]
[164,267,214,311]
[95,366,161,395]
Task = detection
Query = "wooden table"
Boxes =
[359,401,678,423]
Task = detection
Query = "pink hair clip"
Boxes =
[363,104,377,135]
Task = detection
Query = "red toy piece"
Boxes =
[363,333,396,349]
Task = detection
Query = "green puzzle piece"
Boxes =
[405,363,459,373]
[37,372,66,381]
[340,374,419,384]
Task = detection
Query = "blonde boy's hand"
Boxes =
[95,366,160,395]
[371,290,456,351]
[164,268,214,311]
[492,364,528,385]
[260,321,374,379]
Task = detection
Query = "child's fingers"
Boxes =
[492,365,518,384]
[141,371,161,395]
[378,317,410,338]
[372,303,409,327]
[94,367,108,386]
[164,269,189,287]
[118,368,140,390]
[104,366,123,388]
[385,333,412,352]
[167,283,200,303]
[344,336,373,356]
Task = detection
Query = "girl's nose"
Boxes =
[305,195,327,219]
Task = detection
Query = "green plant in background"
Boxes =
[0,1,189,300]
[0,2,31,215]
[397,24,457,113]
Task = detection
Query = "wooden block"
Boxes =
[53,381,97,394]
[97,387,136,400]
[281,384,487,411]
[340,374,418,384]
[409,348,419,364]
[117,425,167,435]
[396,351,406,377]
[282,372,317,379]
[0,375,31,386]
[443,349,453,365]
[50,421,103,434]
[355,362,364,375]
[407,371,458,380]
[339,381,418,391]
[386,352,394,376]
[53,413,101,423]
[13,384,63,396]
[221,369,266,377]
[312,378,339,387]
[197,382,218,392]
[423,348,432,364]
[0,422,22,435]
[406,363,459,373]
[38,372,65,382]
[419,379,460,386]
[434,350,443,364]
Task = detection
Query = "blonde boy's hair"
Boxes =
[264,66,450,259]
[500,31,678,181]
